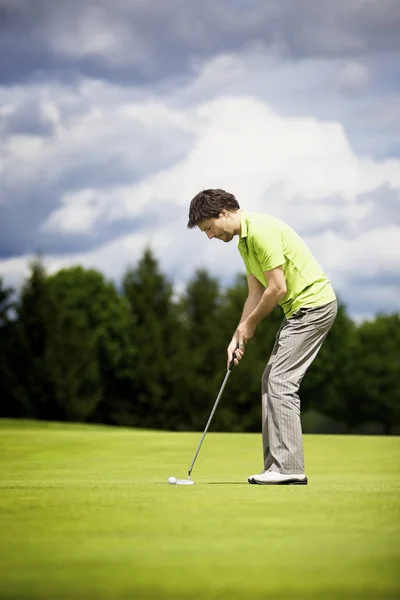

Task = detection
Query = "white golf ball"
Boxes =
[168,476,177,485]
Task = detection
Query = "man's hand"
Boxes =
[226,319,256,368]
[235,319,256,346]
[227,338,242,368]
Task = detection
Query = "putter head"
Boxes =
[176,478,194,485]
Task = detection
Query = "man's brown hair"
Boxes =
[187,189,240,229]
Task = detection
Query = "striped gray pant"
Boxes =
[261,300,338,474]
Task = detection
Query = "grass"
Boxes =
[0,419,399,599]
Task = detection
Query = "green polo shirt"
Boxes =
[237,210,336,318]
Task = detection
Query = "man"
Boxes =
[187,189,337,485]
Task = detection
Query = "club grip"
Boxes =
[228,346,240,371]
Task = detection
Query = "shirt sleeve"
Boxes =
[237,239,252,275]
[250,224,285,272]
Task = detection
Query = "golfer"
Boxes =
[187,189,337,485]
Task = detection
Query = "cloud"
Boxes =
[40,94,399,234]
[175,43,400,163]
[0,101,55,137]
[336,60,370,94]
[1,91,399,318]
[0,1,399,319]
[0,81,195,255]
[2,0,400,85]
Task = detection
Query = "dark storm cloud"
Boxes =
[0,87,194,259]
[0,179,178,258]
[284,186,400,241]
[0,102,55,136]
[0,187,59,257]
[38,214,154,256]
[357,186,400,229]
[344,272,400,316]
[1,0,400,85]
[0,164,184,259]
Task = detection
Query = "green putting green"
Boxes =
[0,419,399,599]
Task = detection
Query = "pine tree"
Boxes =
[344,313,400,434]
[48,266,135,425]
[15,259,102,422]
[180,269,227,430]
[123,248,187,429]
[0,277,25,417]
[216,274,283,432]
[300,299,355,429]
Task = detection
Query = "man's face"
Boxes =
[199,212,236,243]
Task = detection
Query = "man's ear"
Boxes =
[220,209,228,218]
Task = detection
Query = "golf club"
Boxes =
[168,349,238,485]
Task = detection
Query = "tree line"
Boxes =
[0,249,399,434]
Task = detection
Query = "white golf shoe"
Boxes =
[248,471,308,485]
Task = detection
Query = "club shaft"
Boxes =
[188,368,232,478]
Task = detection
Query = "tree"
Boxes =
[0,277,15,327]
[48,266,135,425]
[300,300,355,430]
[8,259,56,418]
[180,269,227,430]
[123,248,187,429]
[344,313,400,434]
[2,252,397,437]
[12,259,102,422]
[215,274,283,432]
[0,277,23,417]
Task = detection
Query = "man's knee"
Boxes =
[262,362,272,390]
[267,370,280,398]
[267,368,298,398]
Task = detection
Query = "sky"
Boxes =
[0,0,399,319]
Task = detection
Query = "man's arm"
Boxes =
[227,274,265,367]
[228,267,287,366]
[238,274,265,324]
[245,266,286,328]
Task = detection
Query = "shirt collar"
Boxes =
[239,209,248,239]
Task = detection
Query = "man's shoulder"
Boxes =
[246,211,275,225]
[245,212,287,234]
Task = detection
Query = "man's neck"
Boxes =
[234,209,243,236]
